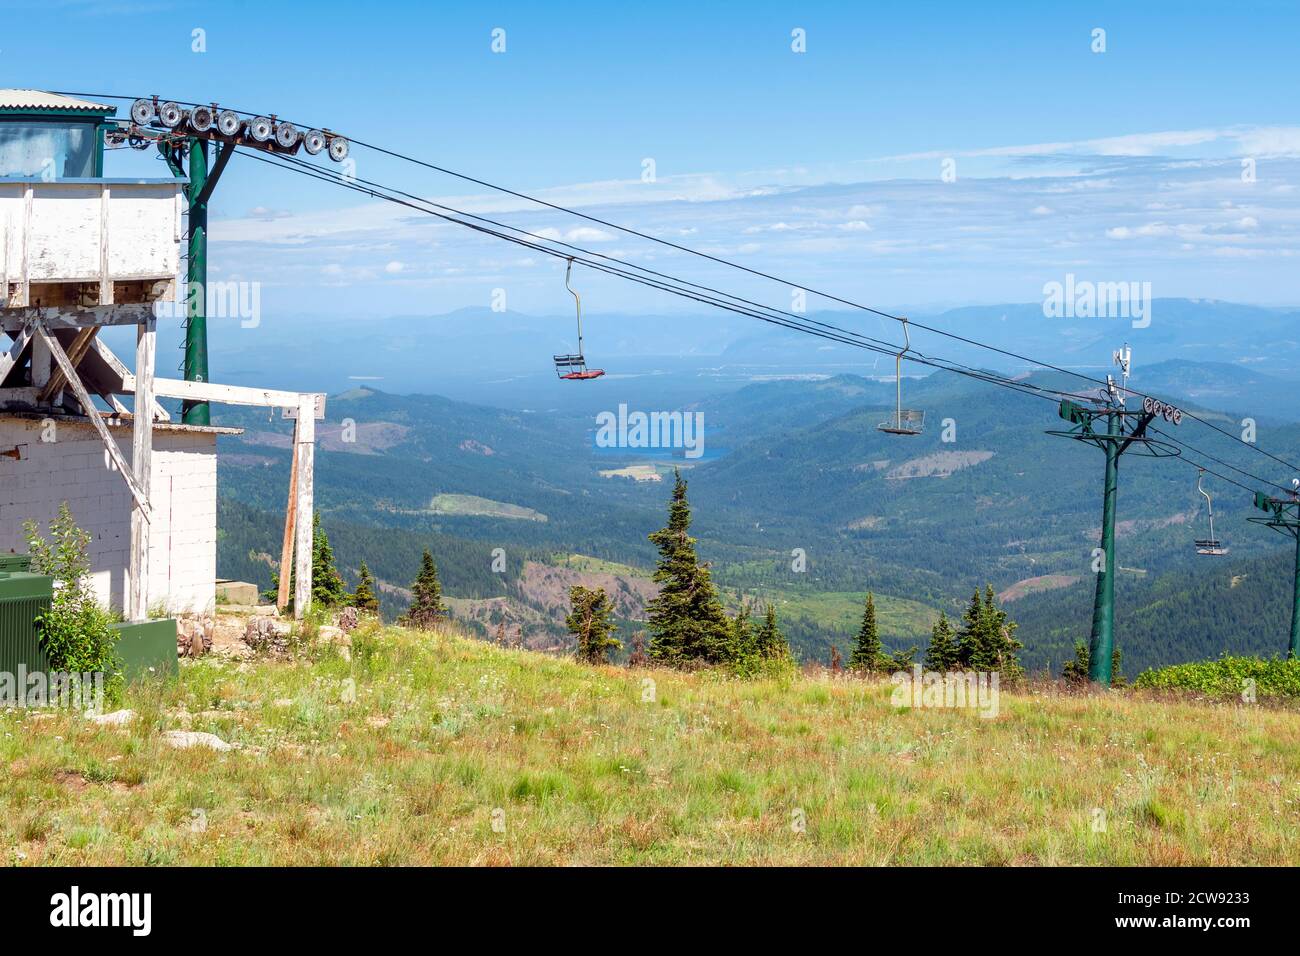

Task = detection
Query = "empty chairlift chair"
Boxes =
[1194,469,1228,556]
[553,259,605,381]
[877,317,924,435]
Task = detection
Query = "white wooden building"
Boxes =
[0,90,322,621]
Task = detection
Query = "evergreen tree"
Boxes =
[263,514,346,612]
[353,560,380,614]
[981,584,1024,681]
[645,470,732,666]
[754,602,791,659]
[729,603,757,663]
[849,592,883,671]
[1063,640,1123,686]
[403,549,448,630]
[310,513,347,609]
[566,586,621,664]
[956,586,1023,679]
[924,612,959,671]
[956,589,985,668]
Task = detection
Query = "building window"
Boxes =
[0,119,99,179]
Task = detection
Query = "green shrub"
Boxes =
[23,503,122,701]
[1134,655,1300,699]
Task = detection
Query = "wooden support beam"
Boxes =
[35,322,151,521]
[293,396,315,620]
[0,321,35,384]
[128,318,155,622]
[87,338,170,422]
[0,303,157,334]
[38,326,99,405]
[277,421,300,613]
[119,376,326,416]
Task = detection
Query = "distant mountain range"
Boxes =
[103,298,1300,417]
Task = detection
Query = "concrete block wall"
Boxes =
[0,416,218,615]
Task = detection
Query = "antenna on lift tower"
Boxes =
[1108,343,1132,406]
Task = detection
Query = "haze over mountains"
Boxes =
[107,297,1300,418]
[203,297,1300,674]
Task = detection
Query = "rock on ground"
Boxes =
[162,730,235,751]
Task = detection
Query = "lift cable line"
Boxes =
[241,147,1298,506]
[60,89,1300,476]
[233,147,1081,413]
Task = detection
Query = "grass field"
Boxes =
[4,625,1299,865]
[426,493,547,521]
[762,588,937,644]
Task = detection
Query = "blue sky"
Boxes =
[4,0,1298,318]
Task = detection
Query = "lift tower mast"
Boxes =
[1048,347,1181,685]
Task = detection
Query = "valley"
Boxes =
[209,300,1300,676]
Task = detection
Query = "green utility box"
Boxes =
[112,619,179,682]
[0,570,177,685]
[0,571,54,677]
[0,554,33,573]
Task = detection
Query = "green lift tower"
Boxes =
[1249,490,1300,659]
[1048,349,1181,685]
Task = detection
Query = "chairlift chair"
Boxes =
[553,259,605,381]
[1194,469,1228,556]
[877,317,924,435]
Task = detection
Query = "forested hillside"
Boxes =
[212,365,1300,670]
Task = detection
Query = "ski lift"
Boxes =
[553,259,605,381]
[877,317,924,435]
[1194,469,1228,556]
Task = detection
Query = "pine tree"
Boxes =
[754,602,790,659]
[924,611,959,671]
[956,586,1023,679]
[403,549,448,630]
[981,584,1024,681]
[729,603,757,663]
[645,470,732,666]
[1063,640,1123,685]
[956,589,985,669]
[310,513,347,609]
[353,560,380,614]
[566,586,621,664]
[849,592,883,672]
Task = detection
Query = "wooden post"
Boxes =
[293,396,315,620]
[128,317,155,622]
[276,420,299,613]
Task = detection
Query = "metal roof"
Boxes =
[0,90,115,114]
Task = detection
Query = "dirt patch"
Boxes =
[998,573,1081,603]
[517,560,658,622]
[886,451,994,479]
[53,770,89,792]
[240,422,410,456]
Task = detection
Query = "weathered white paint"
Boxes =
[293,397,315,620]
[0,180,181,306]
[120,376,326,416]
[128,318,155,622]
[0,416,222,615]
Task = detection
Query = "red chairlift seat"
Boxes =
[555,260,605,382]
[554,354,605,380]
